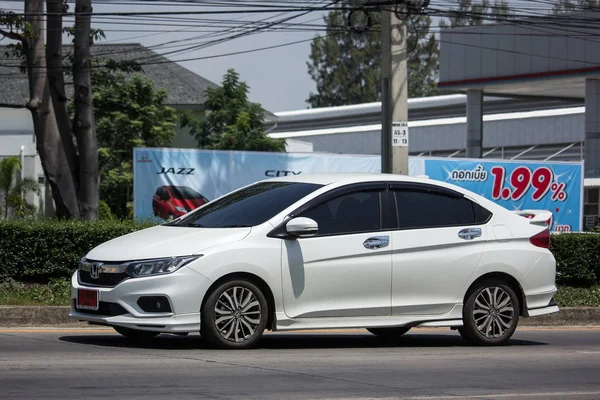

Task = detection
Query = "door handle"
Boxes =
[458,228,482,240]
[363,236,389,250]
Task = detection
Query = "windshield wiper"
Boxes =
[220,224,251,228]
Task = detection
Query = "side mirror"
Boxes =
[285,217,318,238]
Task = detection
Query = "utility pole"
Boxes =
[381,1,409,175]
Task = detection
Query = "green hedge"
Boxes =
[1,220,600,287]
[0,219,155,283]
[551,233,600,287]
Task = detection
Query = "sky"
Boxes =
[0,0,330,113]
[0,0,553,114]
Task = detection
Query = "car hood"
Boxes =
[85,225,251,262]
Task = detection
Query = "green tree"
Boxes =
[552,0,598,13]
[91,72,178,217]
[183,69,285,152]
[0,1,105,220]
[306,1,440,108]
[438,0,512,28]
[0,157,40,219]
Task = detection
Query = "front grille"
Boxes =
[78,269,130,287]
[73,300,128,316]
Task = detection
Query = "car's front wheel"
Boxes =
[201,279,268,349]
[113,326,160,341]
[366,326,411,338]
[459,281,519,346]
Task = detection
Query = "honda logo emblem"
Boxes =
[89,263,102,279]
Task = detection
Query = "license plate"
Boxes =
[77,289,99,311]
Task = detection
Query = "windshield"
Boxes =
[169,186,204,200]
[167,181,323,228]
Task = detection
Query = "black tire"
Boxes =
[201,279,269,349]
[366,326,411,338]
[459,280,520,346]
[113,326,160,341]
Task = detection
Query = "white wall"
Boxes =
[285,139,313,153]
[0,108,36,156]
[0,107,51,217]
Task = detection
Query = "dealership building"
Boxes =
[268,11,600,229]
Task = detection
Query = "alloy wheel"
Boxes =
[214,286,262,343]
[473,287,514,339]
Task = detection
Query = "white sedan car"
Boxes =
[70,173,559,349]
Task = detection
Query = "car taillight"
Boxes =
[530,229,550,249]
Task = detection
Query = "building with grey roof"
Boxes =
[0,43,219,108]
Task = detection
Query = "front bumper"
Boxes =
[70,267,213,333]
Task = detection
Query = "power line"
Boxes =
[84,0,340,66]
[3,5,350,17]
[1,1,600,75]
[0,31,346,77]
[0,0,344,73]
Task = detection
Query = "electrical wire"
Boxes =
[1,0,600,75]
[0,1,344,73]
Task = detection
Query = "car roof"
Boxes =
[265,172,510,216]
[264,172,435,186]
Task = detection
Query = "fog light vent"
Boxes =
[137,296,172,313]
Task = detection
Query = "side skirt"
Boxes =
[273,304,464,331]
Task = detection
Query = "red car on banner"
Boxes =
[152,185,209,220]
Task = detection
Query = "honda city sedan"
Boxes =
[71,173,558,349]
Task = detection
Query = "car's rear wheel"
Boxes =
[113,326,160,341]
[366,326,411,338]
[459,281,519,346]
[201,279,268,349]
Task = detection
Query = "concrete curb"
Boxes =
[1,306,600,328]
[0,306,76,327]
[519,307,600,326]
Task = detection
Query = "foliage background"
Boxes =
[0,219,155,282]
[0,222,598,307]
[0,221,598,287]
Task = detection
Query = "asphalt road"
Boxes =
[1,327,599,400]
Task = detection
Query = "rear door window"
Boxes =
[393,190,491,229]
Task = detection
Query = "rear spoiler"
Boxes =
[512,209,553,227]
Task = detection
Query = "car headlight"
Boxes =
[175,206,187,213]
[126,256,201,277]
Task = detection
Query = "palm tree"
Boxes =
[0,157,40,219]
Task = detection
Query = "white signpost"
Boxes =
[392,122,409,147]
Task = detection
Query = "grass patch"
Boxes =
[0,279,71,306]
[555,285,600,307]
[1,280,599,308]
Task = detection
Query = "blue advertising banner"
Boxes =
[133,148,583,231]
[422,158,583,232]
